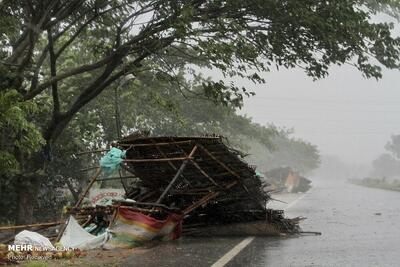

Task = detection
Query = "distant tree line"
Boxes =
[370,135,400,179]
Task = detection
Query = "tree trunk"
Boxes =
[14,148,45,225]
[16,175,41,225]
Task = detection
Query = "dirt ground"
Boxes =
[18,245,153,267]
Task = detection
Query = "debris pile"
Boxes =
[1,135,301,260]
[111,135,299,235]
[263,167,312,193]
[68,135,300,239]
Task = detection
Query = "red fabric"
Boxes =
[117,207,183,239]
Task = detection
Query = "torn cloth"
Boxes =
[104,207,182,249]
[99,147,126,173]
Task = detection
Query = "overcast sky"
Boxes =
[239,64,400,165]
[237,14,400,166]
[199,14,400,166]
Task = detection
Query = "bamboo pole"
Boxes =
[108,205,120,228]
[118,140,194,147]
[150,138,194,188]
[189,159,220,187]
[114,201,179,211]
[156,146,198,204]
[183,181,238,215]
[137,190,157,202]
[96,175,136,181]
[151,139,182,173]
[197,144,241,180]
[0,221,62,231]
[172,186,217,193]
[123,157,192,163]
[168,138,220,187]
[74,168,102,208]
[80,166,100,172]
[197,144,265,208]
[75,148,109,156]
[55,168,102,243]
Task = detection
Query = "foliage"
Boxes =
[371,153,400,178]
[0,0,399,223]
[0,90,44,175]
[384,134,400,159]
[1,0,400,149]
[246,129,320,175]
[370,135,400,178]
[350,177,400,192]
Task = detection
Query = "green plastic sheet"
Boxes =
[99,147,126,173]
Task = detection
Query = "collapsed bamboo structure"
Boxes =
[1,134,300,245]
[108,134,300,234]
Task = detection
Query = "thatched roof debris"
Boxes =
[264,167,312,193]
[115,135,299,234]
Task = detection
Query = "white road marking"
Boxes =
[211,236,255,267]
[285,193,306,210]
[211,190,311,266]
[285,187,313,211]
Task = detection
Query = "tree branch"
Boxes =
[8,0,58,64]
[29,7,116,93]
[55,5,120,58]
[47,27,60,117]
[24,54,115,100]
[44,34,176,143]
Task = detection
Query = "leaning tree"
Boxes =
[1,0,400,223]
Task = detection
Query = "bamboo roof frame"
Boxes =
[116,135,268,217]
[58,135,271,238]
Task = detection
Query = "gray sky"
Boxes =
[239,14,400,166]
[239,65,400,165]
[200,14,400,166]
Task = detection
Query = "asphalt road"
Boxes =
[124,178,400,267]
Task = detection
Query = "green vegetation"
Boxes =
[21,261,49,267]
[350,178,400,192]
[370,135,400,179]
[351,135,400,192]
[247,130,320,175]
[1,1,400,224]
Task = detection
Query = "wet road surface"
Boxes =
[124,178,400,266]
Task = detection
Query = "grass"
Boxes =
[21,261,49,267]
[0,220,15,227]
[349,178,400,192]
